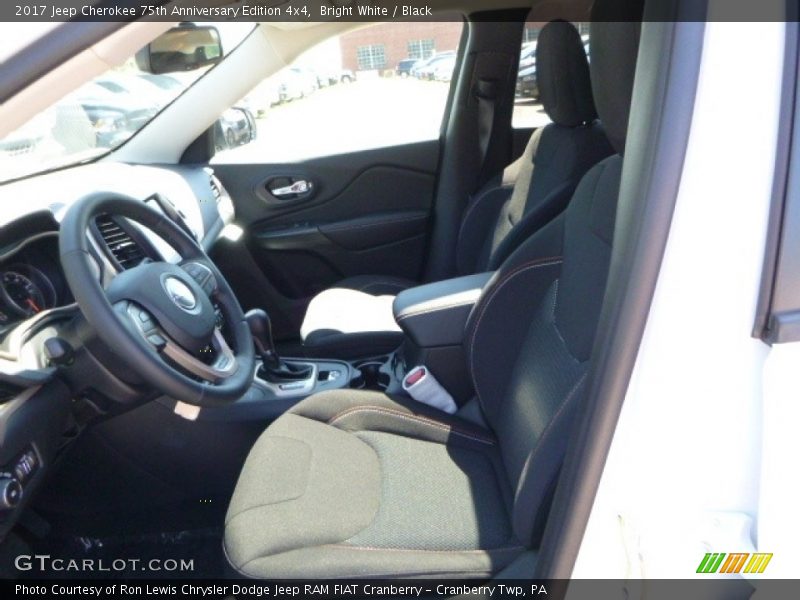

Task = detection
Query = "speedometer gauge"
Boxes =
[0,271,46,317]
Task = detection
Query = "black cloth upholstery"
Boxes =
[465,155,622,541]
[300,21,612,359]
[224,390,524,578]
[536,19,597,127]
[589,18,643,154]
[227,3,641,578]
[226,150,624,578]
[466,118,613,274]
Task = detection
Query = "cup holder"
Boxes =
[350,358,391,391]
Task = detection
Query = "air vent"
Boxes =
[209,175,222,203]
[95,214,146,270]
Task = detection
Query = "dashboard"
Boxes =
[0,161,235,540]
[0,233,69,329]
[0,162,233,331]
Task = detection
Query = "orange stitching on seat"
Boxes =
[328,407,496,446]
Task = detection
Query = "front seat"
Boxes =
[224,14,641,579]
[300,20,614,359]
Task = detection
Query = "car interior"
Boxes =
[0,0,704,581]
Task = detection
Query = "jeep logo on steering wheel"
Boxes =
[163,277,197,313]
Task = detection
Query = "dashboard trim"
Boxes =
[0,231,59,262]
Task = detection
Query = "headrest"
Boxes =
[589,0,644,154]
[536,20,597,127]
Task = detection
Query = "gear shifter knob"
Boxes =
[245,309,280,369]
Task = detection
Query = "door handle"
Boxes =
[271,179,312,197]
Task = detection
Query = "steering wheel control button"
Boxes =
[13,450,37,483]
[0,478,22,510]
[182,262,217,295]
[163,276,199,313]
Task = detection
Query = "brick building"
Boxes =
[339,22,463,73]
[338,20,590,74]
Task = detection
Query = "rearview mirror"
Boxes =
[136,25,223,74]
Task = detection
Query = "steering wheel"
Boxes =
[59,193,254,407]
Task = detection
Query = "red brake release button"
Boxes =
[405,367,426,387]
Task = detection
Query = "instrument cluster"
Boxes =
[0,234,70,328]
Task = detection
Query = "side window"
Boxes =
[512,20,590,129]
[215,21,464,163]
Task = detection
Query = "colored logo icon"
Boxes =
[696,552,773,574]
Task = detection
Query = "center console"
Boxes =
[178,272,494,421]
[390,272,493,402]
[188,309,355,421]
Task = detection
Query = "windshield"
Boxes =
[0,22,254,184]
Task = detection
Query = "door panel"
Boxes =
[211,140,439,337]
[251,209,429,299]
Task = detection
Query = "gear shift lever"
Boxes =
[245,309,313,383]
[245,309,280,369]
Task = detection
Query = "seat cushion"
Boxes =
[301,275,415,359]
[224,390,524,579]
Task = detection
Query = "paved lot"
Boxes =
[224,78,550,162]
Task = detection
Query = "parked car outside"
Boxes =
[137,73,184,92]
[432,55,457,82]
[95,73,175,106]
[396,58,420,77]
[516,64,538,99]
[244,79,282,117]
[0,111,56,157]
[69,83,157,145]
[215,107,257,149]
[519,41,537,69]
[312,69,334,87]
[411,51,455,79]
[277,67,317,102]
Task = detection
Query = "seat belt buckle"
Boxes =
[402,366,457,414]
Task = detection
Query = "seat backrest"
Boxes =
[455,20,614,276]
[464,12,643,546]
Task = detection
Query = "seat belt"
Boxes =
[469,51,514,192]
[474,77,499,189]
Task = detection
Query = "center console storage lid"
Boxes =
[393,272,494,347]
